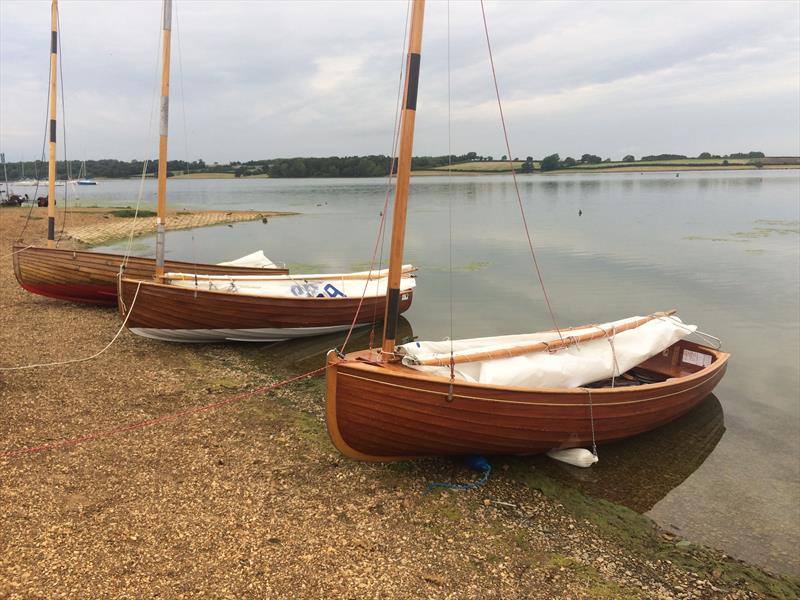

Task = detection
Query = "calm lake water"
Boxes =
[88,171,800,576]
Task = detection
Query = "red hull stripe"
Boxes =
[20,283,117,306]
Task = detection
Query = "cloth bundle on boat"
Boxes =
[217,250,277,269]
[163,267,416,299]
[398,315,695,389]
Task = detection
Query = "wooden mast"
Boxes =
[154,0,172,279]
[46,0,58,248]
[381,0,425,357]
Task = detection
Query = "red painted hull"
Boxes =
[19,282,118,305]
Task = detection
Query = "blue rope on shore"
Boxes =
[425,455,492,494]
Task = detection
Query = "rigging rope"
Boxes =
[368,0,411,351]
[121,17,165,268]
[447,0,456,388]
[56,11,70,245]
[479,0,562,342]
[15,38,53,243]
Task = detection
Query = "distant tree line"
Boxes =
[0,150,773,180]
[538,151,768,172]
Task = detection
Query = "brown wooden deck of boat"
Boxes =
[325,340,729,461]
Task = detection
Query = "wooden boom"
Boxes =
[410,310,677,367]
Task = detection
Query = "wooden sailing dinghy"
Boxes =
[117,267,415,342]
[325,0,729,461]
[115,0,416,343]
[11,0,286,306]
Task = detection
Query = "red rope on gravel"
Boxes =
[0,366,326,460]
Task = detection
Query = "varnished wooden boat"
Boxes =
[117,276,414,342]
[12,244,287,305]
[326,339,728,460]
[325,0,729,462]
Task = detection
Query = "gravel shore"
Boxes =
[1,207,797,599]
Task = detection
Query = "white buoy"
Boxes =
[546,448,599,468]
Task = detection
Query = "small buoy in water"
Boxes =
[546,448,598,468]
[578,209,582,216]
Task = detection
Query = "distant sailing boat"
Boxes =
[325,0,729,461]
[76,160,96,185]
[11,0,287,306]
[16,159,38,186]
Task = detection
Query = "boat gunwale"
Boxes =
[332,341,729,398]
[118,275,416,302]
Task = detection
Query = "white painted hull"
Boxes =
[128,323,359,343]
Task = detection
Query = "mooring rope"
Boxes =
[426,455,492,493]
[584,387,599,458]
[0,282,142,372]
[0,244,35,260]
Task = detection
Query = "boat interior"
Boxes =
[586,340,720,389]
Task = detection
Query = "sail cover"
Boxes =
[217,250,277,269]
[165,270,416,300]
[397,315,695,389]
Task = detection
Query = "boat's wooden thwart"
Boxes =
[12,244,287,305]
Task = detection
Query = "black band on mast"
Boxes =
[51,31,57,54]
[385,287,401,340]
[47,216,55,240]
[49,119,56,143]
[406,53,421,111]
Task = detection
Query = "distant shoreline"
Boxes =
[140,164,799,180]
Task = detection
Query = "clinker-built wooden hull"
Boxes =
[118,277,414,342]
[11,244,288,305]
[326,339,729,461]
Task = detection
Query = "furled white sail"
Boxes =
[164,268,416,300]
[398,315,695,389]
[217,250,277,269]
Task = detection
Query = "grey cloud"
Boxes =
[1,0,797,162]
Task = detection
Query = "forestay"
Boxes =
[398,316,695,388]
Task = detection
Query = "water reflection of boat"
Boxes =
[529,394,725,513]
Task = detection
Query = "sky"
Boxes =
[1,0,799,164]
